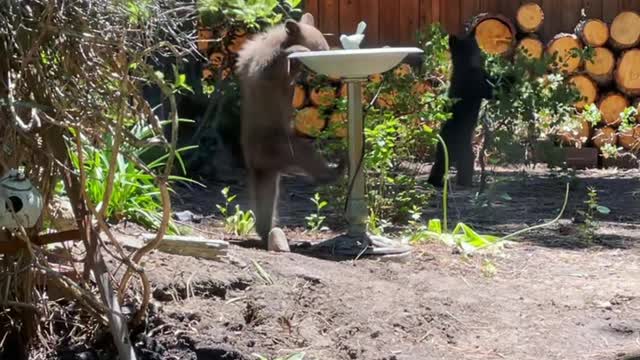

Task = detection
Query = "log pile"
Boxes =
[467,3,640,156]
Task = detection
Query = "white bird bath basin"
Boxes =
[289,47,423,260]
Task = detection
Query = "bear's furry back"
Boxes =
[235,24,288,81]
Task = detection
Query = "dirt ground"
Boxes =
[113,165,640,360]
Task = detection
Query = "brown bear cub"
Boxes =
[236,13,346,245]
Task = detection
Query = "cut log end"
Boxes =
[610,11,640,49]
[618,125,640,152]
[292,85,306,109]
[516,37,544,59]
[615,49,640,97]
[585,47,615,85]
[547,34,583,74]
[310,86,337,107]
[294,107,326,137]
[576,19,609,47]
[598,92,630,127]
[469,14,516,56]
[328,112,347,138]
[592,127,618,149]
[558,120,591,147]
[516,2,544,33]
[569,75,598,110]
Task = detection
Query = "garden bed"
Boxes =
[84,165,640,360]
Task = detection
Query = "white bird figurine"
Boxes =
[340,21,367,49]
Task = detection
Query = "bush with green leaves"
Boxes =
[198,0,303,29]
[216,186,256,236]
[312,23,454,228]
[66,119,201,234]
[480,48,584,166]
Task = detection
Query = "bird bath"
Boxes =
[289,46,423,260]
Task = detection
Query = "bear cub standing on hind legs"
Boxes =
[427,32,494,188]
[235,13,346,246]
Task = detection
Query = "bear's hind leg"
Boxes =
[456,142,475,187]
[249,169,280,245]
[286,138,346,185]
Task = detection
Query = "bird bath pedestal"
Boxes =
[289,47,423,260]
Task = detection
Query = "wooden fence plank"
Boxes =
[360,0,380,46]
[496,0,520,20]
[561,0,583,33]
[602,0,620,22]
[418,0,433,29]
[308,0,625,47]
[399,0,421,44]
[303,0,319,18]
[442,0,462,34]
[319,0,340,46]
[460,0,479,30]
[620,0,640,13]
[582,0,603,20]
[379,0,400,45]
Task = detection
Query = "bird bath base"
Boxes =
[289,47,423,262]
[309,233,412,262]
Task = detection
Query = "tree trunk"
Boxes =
[618,125,640,152]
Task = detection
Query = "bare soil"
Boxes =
[118,166,640,360]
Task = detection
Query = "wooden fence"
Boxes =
[303,0,640,47]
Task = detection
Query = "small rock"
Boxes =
[174,210,195,222]
[268,227,290,252]
[597,301,613,310]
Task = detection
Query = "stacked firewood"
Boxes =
[468,2,640,154]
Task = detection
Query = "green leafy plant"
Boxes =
[305,192,328,232]
[67,119,201,234]
[582,103,602,127]
[216,186,256,236]
[618,106,638,133]
[482,48,583,167]
[409,135,572,255]
[576,186,610,243]
[600,143,621,159]
[198,0,302,30]
[367,209,390,236]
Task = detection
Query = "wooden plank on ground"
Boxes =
[142,234,229,261]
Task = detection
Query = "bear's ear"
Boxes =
[285,19,301,36]
[299,13,315,26]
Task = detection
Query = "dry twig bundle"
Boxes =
[0,0,199,357]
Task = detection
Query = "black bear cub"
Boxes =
[427,32,494,188]
[235,13,346,246]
